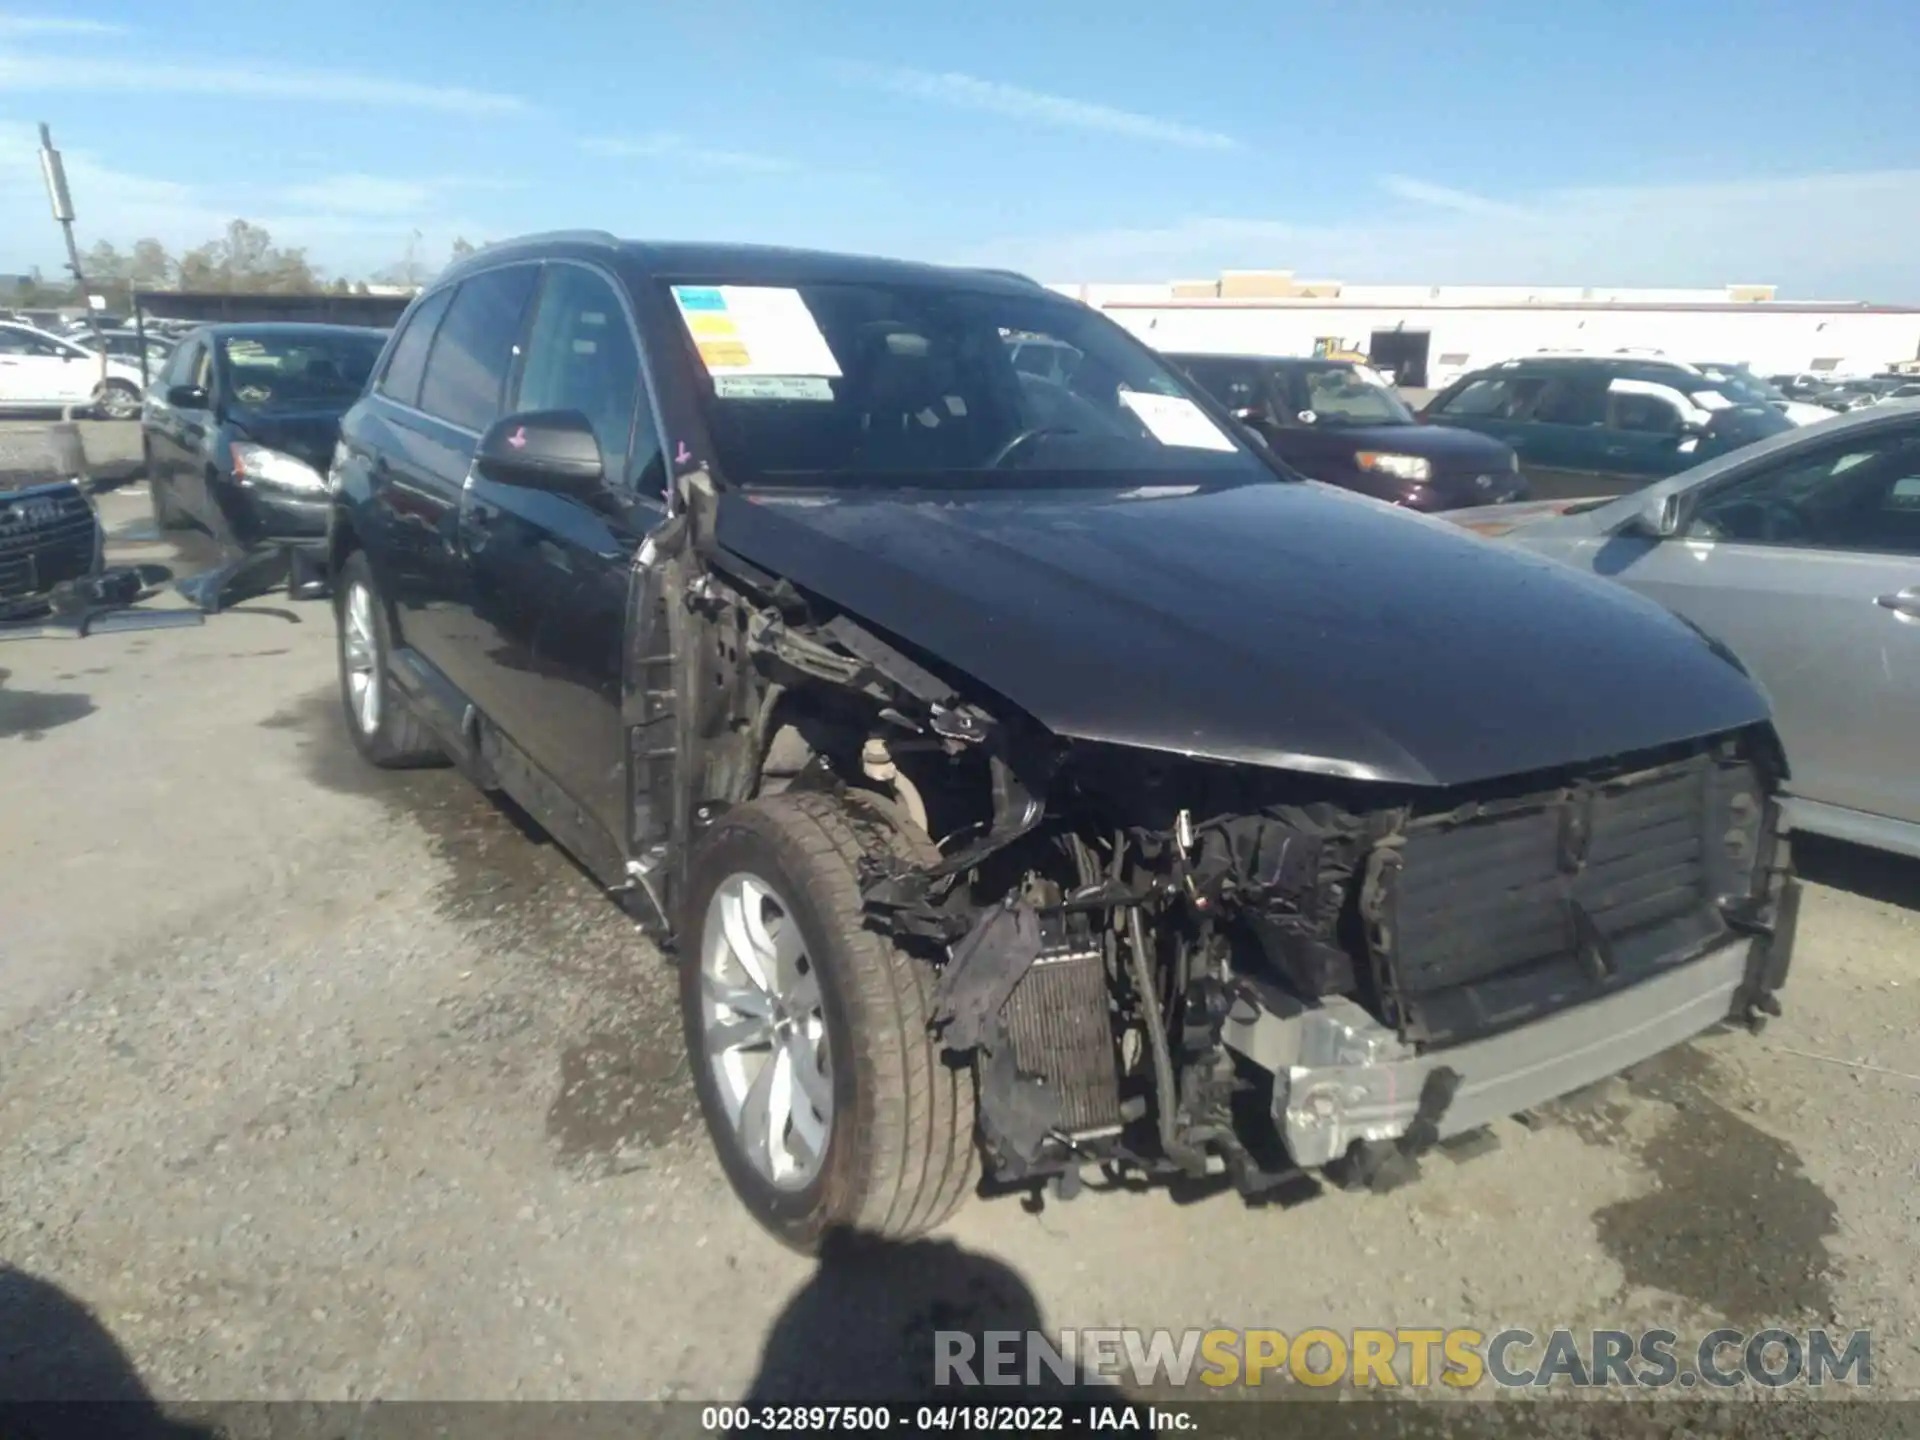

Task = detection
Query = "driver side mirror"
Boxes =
[1625,489,1685,539]
[476,410,605,495]
[165,384,208,409]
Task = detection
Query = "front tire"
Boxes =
[334,549,445,769]
[681,792,978,1252]
[92,379,140,421]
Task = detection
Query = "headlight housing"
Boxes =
[231,442,327,494]
[1355,451,1432,482]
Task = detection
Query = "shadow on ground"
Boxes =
[0,1265,213,1437]
[1796,833,1920,912]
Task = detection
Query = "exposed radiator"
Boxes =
[1379,747,1765,1046]
[1004,936,1123,1136]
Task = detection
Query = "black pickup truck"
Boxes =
[326,234,1799,1251]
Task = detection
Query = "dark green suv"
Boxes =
[1421,356,1795,499]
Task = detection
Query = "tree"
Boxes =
[171,220,319,294]
[129,238,174,289]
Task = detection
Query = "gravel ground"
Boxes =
[2,488,1918,1424]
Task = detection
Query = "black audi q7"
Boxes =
[325,234,1798,1252]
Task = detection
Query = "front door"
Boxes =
[458,260,668,847]
[143,338,212,524]
[0,326,79,406]
[1604,420,1920,828]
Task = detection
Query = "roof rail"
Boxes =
[477,230,623,251]
[968,266,1046,288]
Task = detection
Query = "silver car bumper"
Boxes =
[1222,939,1753,1167]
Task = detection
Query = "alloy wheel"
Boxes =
[698,872,833,1190]
[341,581,382,736]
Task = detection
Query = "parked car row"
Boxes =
[0,319,146,418]
[294,234,1800,1253]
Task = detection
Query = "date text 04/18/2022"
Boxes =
[700,1404,1195,1432]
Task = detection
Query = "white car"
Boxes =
[0,321,146,419]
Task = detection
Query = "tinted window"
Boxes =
[1689,427,1920,554]
[378,287,452,408]
[1530,375,1609,426]
[419,266,538,431]
[513,264,659,491]
[217,330,386,413]
[667,280,1268,485]
[1436,374,1545,419]
[160,339,201,389]
[1177,358,1266,412]
[1609,390,1685,435]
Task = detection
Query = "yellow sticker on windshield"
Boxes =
[687,313,738,338]
[697,340,752,369]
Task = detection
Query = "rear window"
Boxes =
[377,288,453,408]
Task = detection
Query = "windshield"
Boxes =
[1281,363,1417,426]
[664,280,1273,486]
[1693,364,1787,405]
[217,331,384,412]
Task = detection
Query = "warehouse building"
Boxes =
[1052,271,1920,391]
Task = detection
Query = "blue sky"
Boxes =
[3,0,1918,295]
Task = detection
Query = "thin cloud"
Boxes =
[956,169,1920,300]
[0,52,529,114]
[277,173,515,216]
[1380,175,1537,221]
[832,61,1239,151]
[580,133,800,174]
[0,14,125,35]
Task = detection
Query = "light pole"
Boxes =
[37,123,107,362]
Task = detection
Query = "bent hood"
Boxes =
[714,479,1771,787]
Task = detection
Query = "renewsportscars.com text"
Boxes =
[935,1326,1873,1390]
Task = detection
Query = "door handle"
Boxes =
[1875,587,1920,619]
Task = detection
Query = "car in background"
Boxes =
[1169,353,1526,509]
[142,323,386,576]
[1690,362,1835,426]
[1421,355,1795,498]
[73,326,176,379]
[1446,401,1920,861]
[0,320,147,419]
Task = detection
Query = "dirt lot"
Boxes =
[3,484,1919,1414]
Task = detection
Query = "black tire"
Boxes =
[680,791,978,1252]
[91,379,140,422]
[334,549,446,769]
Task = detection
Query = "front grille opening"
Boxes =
[1376,744,1765,1048]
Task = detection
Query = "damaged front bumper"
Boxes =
[1224,927,1780,1168]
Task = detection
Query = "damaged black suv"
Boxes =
[327,234,1799,1250]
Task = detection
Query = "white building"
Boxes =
[1050,271,1920,391]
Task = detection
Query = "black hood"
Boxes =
[1313,420,1512,466]
[715,478,1771,788]
[228,409,347,472]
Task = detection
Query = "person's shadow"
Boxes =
[743,1230,1112,1405]
[0,1265,214,1438]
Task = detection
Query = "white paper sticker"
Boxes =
[1353,365,1393,389]
[671,285,844,378]
[1118,390,1236,452]
[1691,388,1733,411]
[713,374,834,401]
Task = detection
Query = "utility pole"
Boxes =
[37,123,107,361]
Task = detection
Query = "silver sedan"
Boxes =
[1447,401,1920,860]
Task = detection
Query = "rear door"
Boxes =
[459,259,669,845]
[1425,372,1545,456]
[1511,371,1624,494]
[1607,421,1920,829]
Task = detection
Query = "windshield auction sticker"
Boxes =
[1119,390,1237,451]
[671,286,844,379]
